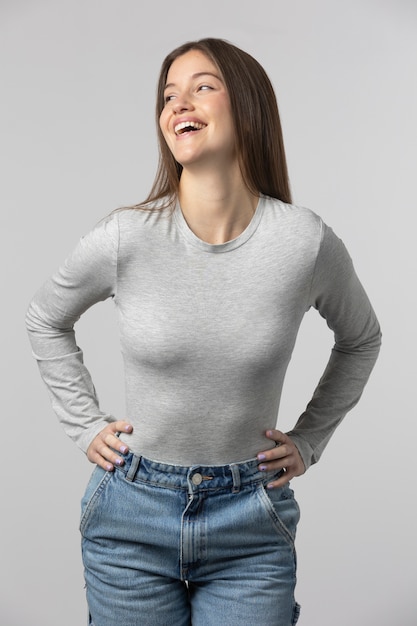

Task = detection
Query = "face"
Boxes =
[159,50,236,170]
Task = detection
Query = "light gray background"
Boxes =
[1,1,416,624]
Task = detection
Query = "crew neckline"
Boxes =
[173,195,265,253]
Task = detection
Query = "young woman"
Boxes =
[26,38,381,626]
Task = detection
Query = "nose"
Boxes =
[172,92,194,114]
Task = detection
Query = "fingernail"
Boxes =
[120,445,128,454]
[124,424,132,431]
[115,458,123,466]
[257,454,266,461]
[106,463,113,471]
[259,464,267,471]
[267,483,275,489]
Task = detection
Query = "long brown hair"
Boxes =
[131,38,292,211]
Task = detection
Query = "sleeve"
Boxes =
[286,221,382,470]
[25,213,120,453]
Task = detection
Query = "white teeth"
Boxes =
[174,121,206,135]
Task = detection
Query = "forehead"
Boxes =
[165,49,221,85]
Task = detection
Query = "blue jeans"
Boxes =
[80,454,301,625]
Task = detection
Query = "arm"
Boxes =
[26,212,132,461]
[258,222,381,486]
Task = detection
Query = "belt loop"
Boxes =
[126,455,141,482]
[230,464,241,493]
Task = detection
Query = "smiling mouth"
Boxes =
[174,121,206,135]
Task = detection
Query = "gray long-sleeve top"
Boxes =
[26,196,381,469]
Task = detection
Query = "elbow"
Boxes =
[335,319,382,359]
[25,300,38,334]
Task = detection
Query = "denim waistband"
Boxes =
[115,453,280,495]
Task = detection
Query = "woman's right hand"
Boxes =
[86,421,133,471]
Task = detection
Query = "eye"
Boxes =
[197,84,213,92]
[164,94,176,103]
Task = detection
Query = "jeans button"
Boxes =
[191,473,203,485]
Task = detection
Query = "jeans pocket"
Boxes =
[80,466,113,535]
[257,480,300,544]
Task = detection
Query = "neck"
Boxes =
[178,168,259,244]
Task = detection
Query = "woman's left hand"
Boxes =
[257,430,306,488]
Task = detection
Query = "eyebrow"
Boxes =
[164,71,222,90]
